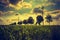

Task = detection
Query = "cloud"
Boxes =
[0,6,15,12]
[0,0,23,11]
[0,1,9,11]
[0,1,14,12]
[22,2,32,8]
[9,2,22,10]
[50,0,60,10]
[9,0,22,5]
[9,1,32,10]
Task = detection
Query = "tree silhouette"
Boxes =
[33,6,44,25]
[18,21,22,25]
[10,22,16,25]
[45,14,53,25]
[28,17,34,24]
[36,15,44,25]
[23,20,28,25]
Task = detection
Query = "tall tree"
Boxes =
[45,14,53,25]
[36,15,44,25]
[33,6,44,25]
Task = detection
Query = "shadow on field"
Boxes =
[0,25,60,40]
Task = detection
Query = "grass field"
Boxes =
[0,25,60,40]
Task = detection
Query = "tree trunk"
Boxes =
[42,11,44,25]
[49,22,50,26]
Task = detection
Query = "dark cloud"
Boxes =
[50,0,60,10]
[0,1,16,12]
[54,1,60,10]
[0,5,15,12]
[0,2,8,7]
[9,0,22,5]
[0,0,22,12]
[0,2,7,11]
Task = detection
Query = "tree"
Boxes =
[10,22,16,25]
[45,14,53,25]
[23,20,28,25]
[33,6,44,25]
[18,21,22,25]
[36,15,44,25]
[28,17,34,24]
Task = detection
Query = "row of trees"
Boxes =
[10,6,53,25]
[18,17,34,25]
[10,14,53,25]
[10,16,34,25]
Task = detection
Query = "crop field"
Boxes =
[0,25,60,40]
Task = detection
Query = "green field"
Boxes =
[0,25,60,40]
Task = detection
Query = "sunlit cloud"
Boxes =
[9,2,22,10]
[22,2,32,8]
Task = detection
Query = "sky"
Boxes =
[0,0,60,25]
[0,0,60,12]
